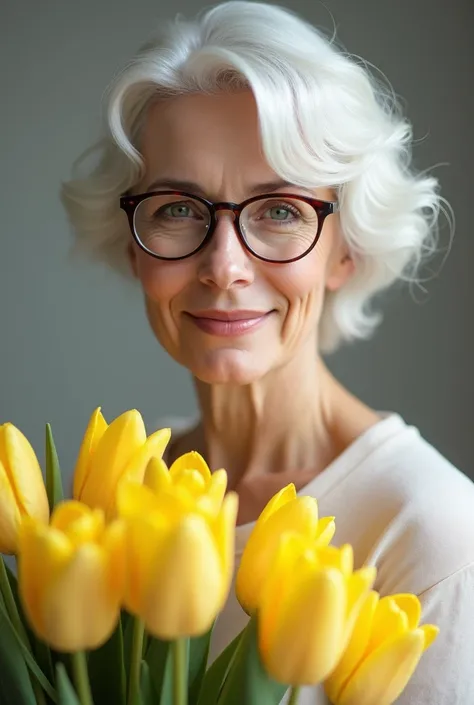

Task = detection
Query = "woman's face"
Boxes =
[129,91,352,384]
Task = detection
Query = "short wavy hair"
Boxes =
[61,0,450,352]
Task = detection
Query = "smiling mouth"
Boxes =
[185,310,274,336]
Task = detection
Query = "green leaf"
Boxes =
[45,424,64,511]
[88,618,126,705]
[0,595,37,705]
[56,664,80,705]
[0,563,56,703]
[188,627,213,705]
[6,567,56,693]
[216,617,287,705]
[144,637,172,704]
[196,630,243,705]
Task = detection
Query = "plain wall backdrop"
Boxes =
[1,0,473,488]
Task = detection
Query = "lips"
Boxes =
[185,309,273,336]
[187,310,269,321]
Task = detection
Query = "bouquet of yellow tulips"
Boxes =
[0,408,439,705]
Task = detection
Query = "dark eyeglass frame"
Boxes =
[120,189,339,264]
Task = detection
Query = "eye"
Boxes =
[162,203,195,218]
[261,202,301,221]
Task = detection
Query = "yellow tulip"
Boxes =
[18,501,125,652]
[73,407,171,520]
[116,454,238,639]
[258,535,376,685]
[236,483,336,613]
[324,591,439,705]
[0,422,49,554]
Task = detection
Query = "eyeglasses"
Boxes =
[120,190,339,264]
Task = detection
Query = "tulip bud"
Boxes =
[0,423,49,554]
[236,483,335,614]
[18,501,125,652]
[324,591,439,705]
[258,536,376,685]
[117,456,238,640]
[256,536,376,686]
[73,408,171,520]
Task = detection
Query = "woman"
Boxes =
[62,2,474,702]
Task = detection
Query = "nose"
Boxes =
[197,210,255,290]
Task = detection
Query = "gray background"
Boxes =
[1,0,473,487]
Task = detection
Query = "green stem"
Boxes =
[128,618,145,705]
[288,686,301,705]
[72,651,94,705]
[172,638,188,705]
[0,558,47,704]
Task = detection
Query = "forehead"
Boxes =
[138,91,277,187]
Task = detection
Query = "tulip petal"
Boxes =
[106,427,171,519]
[172,469,207,497]
[391,594,422,630]
[73,408,108,499]
[258,532,306,656]
[51,501,104,546]
[196,469,228,519]
[212,491,238,602]
[236,496,320,613]
[116,482,160,519]
[120,428,171,487]
[18,520,73,642]
[315,516,336,546]
[143,515,224,639]
[324,591,379,704]
[421,624,439,651]
[318,544,354,576]
[337,629,426,705]
[0,423,49,522]
[123,514,168,615]
[41,543,120,652]
[256,483,297,527]
[143,457,171,492]
[0,458,22,554]
[345,567,377,629]
[169,451,211,483]
[51,501,90,529]
[262,566,347,684]
[207,469,228,505]
[80,410,146,513]
[366,596,409,655]
[102,519,126,603]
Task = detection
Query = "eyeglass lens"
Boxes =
[133,194,320,261]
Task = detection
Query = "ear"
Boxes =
[325,250,355,292]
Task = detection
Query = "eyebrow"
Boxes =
[144,177,317,198]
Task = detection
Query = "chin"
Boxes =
[186,349,271,385]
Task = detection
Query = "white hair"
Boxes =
[61,0,451,352]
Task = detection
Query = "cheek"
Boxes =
[134,252,194,351]
[135,253,191,305]
[268,251,328,345]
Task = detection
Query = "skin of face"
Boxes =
[128,90,354,386]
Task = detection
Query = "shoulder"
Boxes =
[318,415,474,596]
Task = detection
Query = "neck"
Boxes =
[192,340,347,489]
